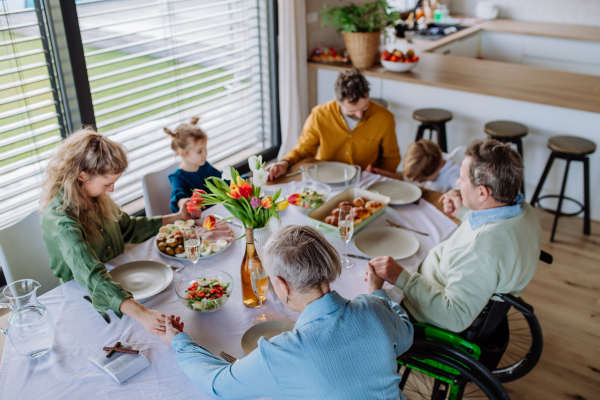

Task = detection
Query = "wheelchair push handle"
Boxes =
[495,293,534,317]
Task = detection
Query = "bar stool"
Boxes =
[413,108,452,153]
[370,98,388,108]
[530,135,596,242]
[485,120,528,196]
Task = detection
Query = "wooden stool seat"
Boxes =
[547,136,596,155]
[370,98,388,108]
[484,121,528,138]
[413,108,453,123]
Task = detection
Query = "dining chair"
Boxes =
[141,161,179,217]
[0,212,59,296]
[448,145,466,165]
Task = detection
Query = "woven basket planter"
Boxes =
[343,31,381,69]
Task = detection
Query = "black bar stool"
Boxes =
[413,108,452,153]
[530,135,596,242]
[485,120,528,196]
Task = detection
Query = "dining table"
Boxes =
[0,161,459,399]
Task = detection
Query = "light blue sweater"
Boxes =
[171,290,413,399]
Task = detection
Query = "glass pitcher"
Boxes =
[0,279,55,358]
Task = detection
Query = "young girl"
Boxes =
[165,117,222,214]
[40,130,188,335]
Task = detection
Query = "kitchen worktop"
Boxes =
[308,19,600,114]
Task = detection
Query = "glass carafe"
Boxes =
[0,279,55,358]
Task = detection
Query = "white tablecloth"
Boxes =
[0,172,457,400]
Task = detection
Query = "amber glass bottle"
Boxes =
[241,227,266,308]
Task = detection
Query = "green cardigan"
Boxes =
[41,194,162,317]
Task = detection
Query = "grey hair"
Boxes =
[261,225,342,293]
[465,139,523,205]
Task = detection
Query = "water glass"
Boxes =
[301,163,317,181]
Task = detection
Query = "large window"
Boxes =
[0,0,279,227]
[0,2,66,228]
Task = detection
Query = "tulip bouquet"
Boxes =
[192,155,289,231]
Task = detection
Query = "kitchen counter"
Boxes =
[308,20,600,114]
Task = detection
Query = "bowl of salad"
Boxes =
[286,180,331,214]
[175,269,234,313]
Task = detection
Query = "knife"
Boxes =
[347,254,372,261]
[386,219,429,236]
[214,214,243,228]
[284,171,301,178]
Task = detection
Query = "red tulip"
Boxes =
[287,193,303,206]
[187,201,200,213]
[191,189,206,202]
[203,215,216,230]
[261,196,273,209]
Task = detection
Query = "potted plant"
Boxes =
[321,0,399,69]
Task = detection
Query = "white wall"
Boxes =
[317,68,600,221]
[449,0,600,27]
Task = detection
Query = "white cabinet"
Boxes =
[480,31,600,76]
[430,32,480,58]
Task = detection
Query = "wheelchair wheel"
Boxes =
[492,307,543,383]
[398,341,509,400]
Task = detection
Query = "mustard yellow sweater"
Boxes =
[283,100,401,172]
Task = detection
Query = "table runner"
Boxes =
[0,172,457,399]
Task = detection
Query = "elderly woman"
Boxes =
[160,225,413,399]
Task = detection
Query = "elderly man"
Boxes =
[266,69,401,180]
[369,139,543,333]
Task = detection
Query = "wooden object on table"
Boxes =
[104,342,139,358]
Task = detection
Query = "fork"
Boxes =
[220,351,238,364]
[386,219,429,236]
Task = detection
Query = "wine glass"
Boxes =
[183,226,201,267]
[338,205,355,268]
[250,258,272,324]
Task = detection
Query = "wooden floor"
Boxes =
[503,209,600,400]
[1,209,598,398]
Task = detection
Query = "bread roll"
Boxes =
[325,215,338,227]
[338,201,351,208]
[330,208,341,219]
[353,197,366,207]
[352,206,371,220]
[365,201,383,214]
[346,214,362,227]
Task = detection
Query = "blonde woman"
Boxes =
[40,130,189,335]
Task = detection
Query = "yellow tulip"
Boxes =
[276,200,289,211]
[236,175,246,186]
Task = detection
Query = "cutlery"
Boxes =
[284,171,301,178]
[386,220,429,236]
[167,263,185,273]
[215,214,243,228]
[347,254,372,261]
[220,351,238,364]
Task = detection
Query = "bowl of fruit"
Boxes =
[381,49,419,72]
[175,269,234,313]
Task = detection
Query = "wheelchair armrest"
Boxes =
[540,250,553,264]
[495,293,534,317]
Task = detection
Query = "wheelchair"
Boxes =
[396,250,552,400]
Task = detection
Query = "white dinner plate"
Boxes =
[154,237,233,261]
[314,162,356,184]
[241,321,295,355]
[367,180,422,205]
[109,260,173,300]
[354,226,420,260]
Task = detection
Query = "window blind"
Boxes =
[76,0,273,207]
[0,3,65,228]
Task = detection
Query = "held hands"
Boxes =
[366,164,404,181]
[367,256,404,286]
[180,198,201,220]
[160,315,184,346]
[265,161,289,181]
[366,263,385,293]
[439,189,462,218]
